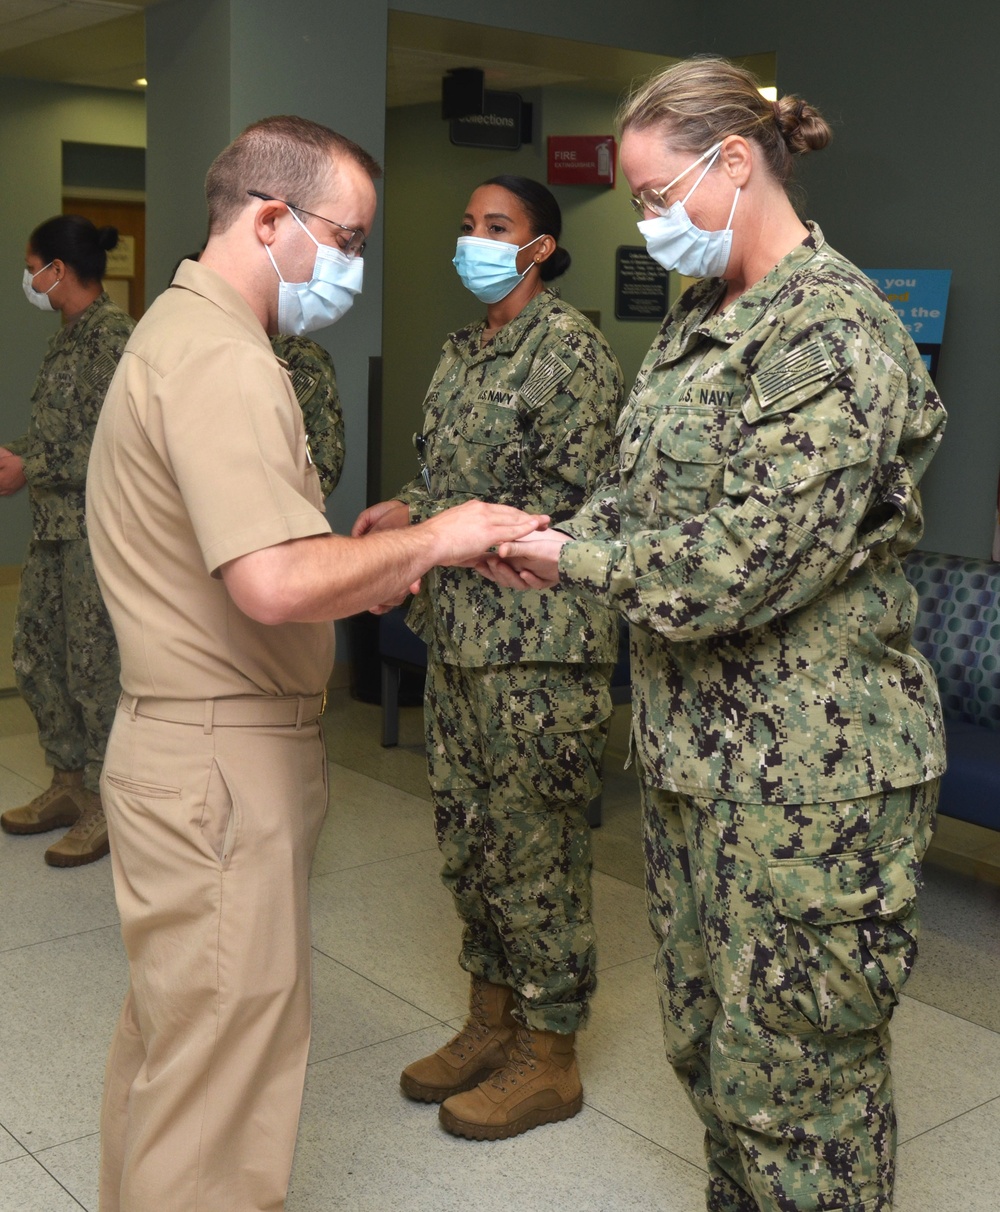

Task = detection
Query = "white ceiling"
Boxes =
[0,3,773,105]
[385,13,682,110]
[0,0,164,88]
[0,0,157,52]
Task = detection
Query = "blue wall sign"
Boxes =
[862,268,951,377]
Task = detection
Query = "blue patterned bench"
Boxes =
[903,550,1000,830]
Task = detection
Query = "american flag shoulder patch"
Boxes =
[519,351,573,409]
[289,366,319,405]
[750,339,835,412]
[81,351,120,392]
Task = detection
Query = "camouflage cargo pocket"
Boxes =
[623,405,730,526]
[752,836,920,1036]
[505,680,612,808]
[451,398,523,496]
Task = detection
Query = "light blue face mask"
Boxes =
[22,263,56,312]
[452,234,545,304]
[266,207,364,335]
[636,143,740,279]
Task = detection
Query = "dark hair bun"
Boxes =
[540,246,571,282]
[97,225,120,252]
[773,95,832,155]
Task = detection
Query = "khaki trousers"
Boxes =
[98,699,328,1212]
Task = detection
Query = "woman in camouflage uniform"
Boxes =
[355,176,624,1139]
[491,61,946,1212]
[270,333,345,500]
[0,215,134,866]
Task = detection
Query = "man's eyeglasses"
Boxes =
[247,190,367,258]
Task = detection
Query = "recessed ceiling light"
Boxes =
[134,77,147,88]
[757,86,777,101]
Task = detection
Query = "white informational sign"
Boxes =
[105,235,135,278]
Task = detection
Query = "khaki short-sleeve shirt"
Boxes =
[87,260,334,700]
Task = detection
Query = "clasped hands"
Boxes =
[350,497,572,615]
[481,528,571,590]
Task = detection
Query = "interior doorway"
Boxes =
[62,140,147,321]
[63,196,146,322]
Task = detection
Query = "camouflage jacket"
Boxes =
[271,334,345,499]
[7,293,134,540]
[398,289,624,665]
[559,224,948,803]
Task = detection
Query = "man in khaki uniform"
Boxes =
[86,115,544,1212]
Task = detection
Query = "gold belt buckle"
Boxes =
[319,688,328,717]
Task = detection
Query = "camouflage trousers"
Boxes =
[641,777,938,1212]
[13,538,120,793]
[425,658,613,1033]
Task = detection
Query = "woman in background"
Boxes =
[355,175,624,1140]
[0,214,133,867]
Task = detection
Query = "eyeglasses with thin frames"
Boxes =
[630,185,675,217]
[628,141,724,218]
[247,189,367,258]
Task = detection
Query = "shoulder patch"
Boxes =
[81,351,120,392]
[519,351,573,409]
[750,338,835,413]
[289,366,320,406]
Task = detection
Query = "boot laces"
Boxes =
[63,797,103,840]
[488,1026,537,1091]
[446,983,491,1060]
[34,782,73,809]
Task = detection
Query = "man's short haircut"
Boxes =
[205,114,382,235]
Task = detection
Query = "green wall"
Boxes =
[646,0,997,558]
[0,77,145,565]
[381,88,675,499]
[3,0,994,568]
[146,0,389,540]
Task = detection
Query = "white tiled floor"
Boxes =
[2,689,999,1211]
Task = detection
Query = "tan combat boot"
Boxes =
[400,978,517,1103]
[439,1026,583,1140]
[1,768,83,835]
[44,788,110,868]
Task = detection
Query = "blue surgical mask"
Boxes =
[22,263,56,312]
[452,234,545,304]
[636,144,740,279]
[266,207,364,335]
